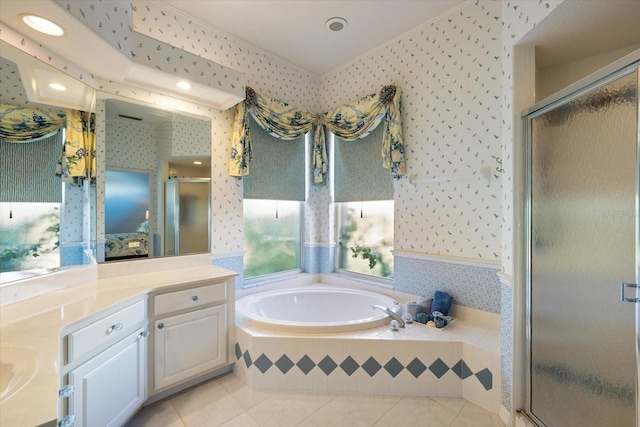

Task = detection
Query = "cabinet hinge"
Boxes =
[58,384,75,398]
[59,414,76,427]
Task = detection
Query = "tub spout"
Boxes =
[371,304,405,328]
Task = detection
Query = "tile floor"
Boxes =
[126,372,506,427]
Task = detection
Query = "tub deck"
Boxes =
[234,314,501,415]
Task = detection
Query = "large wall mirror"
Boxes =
[0,40,96,285]
[99,96,212,263]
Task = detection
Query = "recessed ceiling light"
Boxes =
[48,83,66,91]
[176,81,191,90]
[326,17,348,32]
[20,14,65,36]
[193,161,203,165]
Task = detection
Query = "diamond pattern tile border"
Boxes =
[235,343,492,390]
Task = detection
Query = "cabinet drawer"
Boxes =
[154,282,226,316]
[68,300,145,362]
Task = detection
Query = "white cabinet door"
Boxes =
[154,304,226,391]
[68,328,147,427]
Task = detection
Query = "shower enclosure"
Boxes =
[524,56,639,426]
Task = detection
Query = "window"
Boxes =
[1,131,64,279]
[332,125,394,278]
[336,201,393,278]
[0,203,60,276]
[243,199,302,278]
[242,117,305,280]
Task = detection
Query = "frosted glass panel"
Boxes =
[529,70,637,426]
[164,179,210,255]
[177,181,210,254]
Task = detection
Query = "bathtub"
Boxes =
[236,286,399,333]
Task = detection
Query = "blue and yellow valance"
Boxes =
[229,85,406,185]
[0,103,65,143]
[57,109,96,181]
[0,104,96,181]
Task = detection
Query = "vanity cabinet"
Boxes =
[150,279,230,394]
[67,328,147,427]
[59,298,148,427]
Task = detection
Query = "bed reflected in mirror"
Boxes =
[104,170,151,261]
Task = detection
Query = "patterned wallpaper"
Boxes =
[322,1,502,261]
[0,57,28,105]
[56,0,133,57]
[106,118,157,169]
[500,0,563,277]
[171,114,210,157]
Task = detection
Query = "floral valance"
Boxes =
[229,85,406,185]
[316,85,405,183]
[0,103,66,143]
[56,109,96,182]
[229,88,316,177]
[0,104,96,182]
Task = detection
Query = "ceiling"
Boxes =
[159,0,467,76]
[159,0,640,76]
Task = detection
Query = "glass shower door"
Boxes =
[527,66,638,426]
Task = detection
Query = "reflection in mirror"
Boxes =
[101,98,211,263]
[0,40,96,284]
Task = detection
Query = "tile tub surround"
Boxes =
[0,255,236,427]
[234,311,501,415]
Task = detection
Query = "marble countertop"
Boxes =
[0,256,236,427]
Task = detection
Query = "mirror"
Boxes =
[99,96,211,263]
[0,40,96,284]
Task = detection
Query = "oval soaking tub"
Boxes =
[236,286,398,333]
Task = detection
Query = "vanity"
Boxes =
[0,255,236,427]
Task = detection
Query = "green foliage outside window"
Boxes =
[0,204,60,273]
[243,200,301,278]
[337,201,393,278]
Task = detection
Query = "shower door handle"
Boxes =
[620,283,640,303]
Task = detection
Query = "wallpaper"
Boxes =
[106,118,157,170]
[56,0,133,57]
[322,0,502,262]
[171,114,210,157]
[500,0,563,277]
[0,57,29,105]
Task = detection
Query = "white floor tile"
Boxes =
[450,401,506,427]
[247,391,335,427]
[126,399,185,427]
[313,394,401,427]
[374,395,458,427]
[219,412,261,427]
[172,387,245,427]
[127,373,505,427]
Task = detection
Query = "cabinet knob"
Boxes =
[106,323,124,334]
[158,323,165,330]
[192,295,199,302]
[138,330,150,339]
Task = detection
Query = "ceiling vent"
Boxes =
[326,17,348,32]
